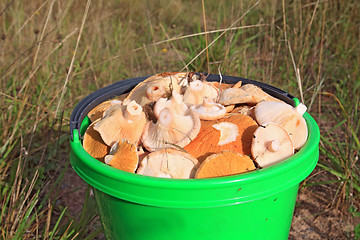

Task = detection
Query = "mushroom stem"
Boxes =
[190,80,204,91]
[171,91,183,104]
[146,82,166,101]
[295,103,307,116]
[269,140,281,152]
[158,108,173,127]
[202,97,213,107]
[124,100,143,121]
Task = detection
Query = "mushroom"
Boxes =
[104,139,139,173]
[184,113,258,162]
[153,91,189,118]
[224,105,236,113]
[240,84,282,104]
[254,101,308,150]
[218,87,252,105]
[136,148,199,179]
[93,100,147,146]
[190,97,226,120]
[218,84,282,106]
[251,122,294,167]
[87,99,122,122]
[232,81,243,88]
[230,105,255,119]
[123,72,186,107]
[209,81,234,91]
[195,151,256,178]
[83,119,110,161]
[183,80,219,106]
[141,107,200,151]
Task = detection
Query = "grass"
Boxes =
[0,0,359,239]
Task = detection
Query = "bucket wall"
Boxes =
[69,75,320,240]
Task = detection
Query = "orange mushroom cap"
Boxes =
[83,119,110,161]
[104,139,139,173]
[195,151,256,178]
[184,113,258,162]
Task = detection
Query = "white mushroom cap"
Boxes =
[141,107,200,152]
[190,97,226,120]
[251,123,294,168]
[183,80,219,105]
[254,101,308,150]
[136,148,199,179]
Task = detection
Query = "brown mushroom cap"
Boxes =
[104,139,139,173]
[195,151,256,179]
[183,80,219,105]
[141,107,201,151]
[254,101,308,150]
[240,84,282,104]
[136,148,199,179]
[184,113,258,162]
[251,123,294,167]
[83,119,110,161]
[124,72,186,107]
[218,84,282,106]
[87,99,122,122]
[93,100,147,146]
[218,87,252,105]
[190,97,226,120]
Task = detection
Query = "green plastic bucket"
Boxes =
[69,74,320,240]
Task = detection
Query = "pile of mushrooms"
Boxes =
[83,72,308,179]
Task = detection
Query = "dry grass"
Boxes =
[0,0,359,238]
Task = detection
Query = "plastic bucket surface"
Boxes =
[69,75,320,240]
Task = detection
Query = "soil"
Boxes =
[60,165,359,240]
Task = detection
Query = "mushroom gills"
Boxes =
[254,101,308,150]
[251,122,294,168]
[136,148,199,179]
